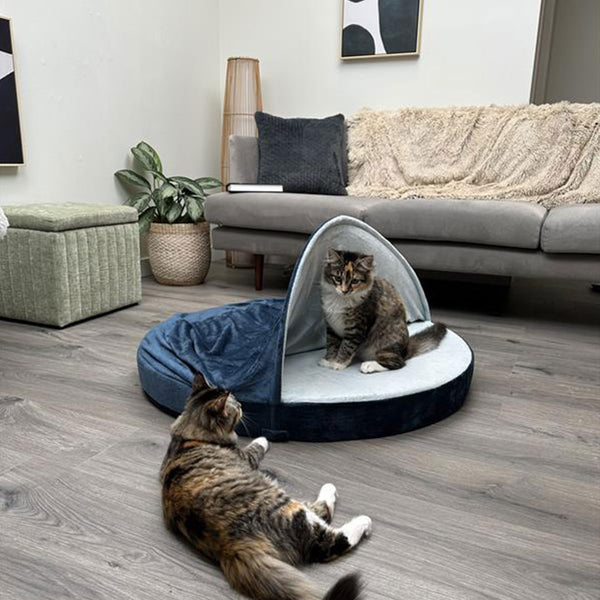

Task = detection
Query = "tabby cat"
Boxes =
[320,248,447,373]
[161,373,371,600]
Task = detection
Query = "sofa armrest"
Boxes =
[229,135,258,184]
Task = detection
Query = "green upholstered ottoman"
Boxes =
[0,203,142,327]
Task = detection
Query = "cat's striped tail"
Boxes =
[221,549,362,600]
[406,322,447,359]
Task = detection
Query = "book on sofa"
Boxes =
[227,183,283,193]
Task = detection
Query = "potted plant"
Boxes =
[115,141,221,285]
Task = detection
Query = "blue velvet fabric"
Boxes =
[137,298,286,414]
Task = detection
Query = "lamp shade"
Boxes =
[220,57,263,269]
[220,57,263,186]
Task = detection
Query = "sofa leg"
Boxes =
[591,283,600,292]
[254,254,264,291]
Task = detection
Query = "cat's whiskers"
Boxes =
[238,413,260,438]
[238,419,250,437]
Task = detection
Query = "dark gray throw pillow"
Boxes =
[255,112,348,195]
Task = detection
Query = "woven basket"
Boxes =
[148,222,211,285]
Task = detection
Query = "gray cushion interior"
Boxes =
[282,321,472,404]
[365,197,547,250]
[283,216,430,357]
[205,192,384,234]
[541,205,600,254]
[229,135,259,184]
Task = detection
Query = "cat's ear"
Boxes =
[356,255,374,271]
[325,248,342,264]
[207,393,228,415]
[192,371,213,391]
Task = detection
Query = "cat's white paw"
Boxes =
[319,358,348,371]
[360,361,388,374]
[319,358,335,368]
[318,483,337,516]
[356,515,373,537]
[330,361,349,371]
[341,515,373,546]
[254,437,269,452]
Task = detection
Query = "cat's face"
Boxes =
[172,373,242,440]
[197,389,242,436]
[323,249,374,295]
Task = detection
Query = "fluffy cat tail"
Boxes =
[221,549,362,600]
[323,573,363,600]
[406,322,447,359]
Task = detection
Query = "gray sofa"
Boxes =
[205,136,600,290]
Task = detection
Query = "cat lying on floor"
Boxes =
[160,373,370,600]
[320,248,447,373]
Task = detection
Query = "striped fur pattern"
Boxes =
[320,248,447,373]
[161,373,370,600]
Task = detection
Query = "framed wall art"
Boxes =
[0,16,24,166]
[341,0,423,60]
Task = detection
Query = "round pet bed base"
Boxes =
[138,320,473,442]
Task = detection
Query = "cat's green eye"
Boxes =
[332,276,341,284]
[352,278,361,284]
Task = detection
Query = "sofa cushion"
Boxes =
[364,198,547,249]
[205,192,383,234]
[541,205,600,254]
[255,112,347,195]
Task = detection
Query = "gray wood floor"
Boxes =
[1,262,599,600]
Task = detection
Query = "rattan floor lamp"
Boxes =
[220,57,263,268]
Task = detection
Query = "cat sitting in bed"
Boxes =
[320,249,446,373]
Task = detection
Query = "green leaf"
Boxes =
[186,196,204,222]
[149,170,169,184]
[159,182,178,201]
[125,192,151,212]
[115,169,151,190]
[170,176,206,197]
[195,177,223,190]
[124,192,146,207]
[138,207,155,233]
[150,189,166,219]
[159,197,175,222]
[137,141,162,172]
[131,147,155,171]
[166,202,183,223]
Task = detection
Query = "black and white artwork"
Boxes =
[0,17,23,165]
[341,0,422,59]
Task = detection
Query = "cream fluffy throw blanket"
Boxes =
[0,207,8,239]
[347,103,600,208]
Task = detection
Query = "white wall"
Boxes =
[0,0,543,209]
[0,0,221,206]
[219,0,542,117]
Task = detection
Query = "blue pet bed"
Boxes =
[138,216,473,442]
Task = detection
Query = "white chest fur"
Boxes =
[321,284,349,337]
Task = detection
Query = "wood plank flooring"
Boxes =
[1,263,599,600]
